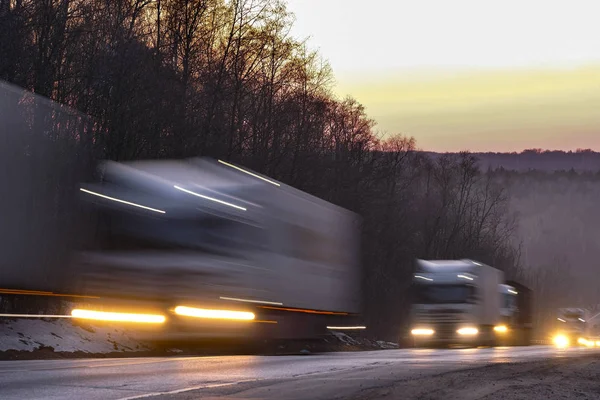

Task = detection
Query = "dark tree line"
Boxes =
[432,149,600,172]
[0,0,520,339]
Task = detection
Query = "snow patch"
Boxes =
[0,319,151,353]
[376,340,399,349]
[328,331,399,349]
[330,331,360,345]
[0,319,398,355]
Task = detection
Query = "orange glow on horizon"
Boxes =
[338,65,600,153]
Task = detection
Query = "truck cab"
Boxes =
[409,259,503,347]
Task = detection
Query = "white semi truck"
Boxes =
[0,81,363,341]
[409,259,532,347]
[69,158,363,340]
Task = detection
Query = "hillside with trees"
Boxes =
[429,150,600,333]
[1,0,597,340]
[491,169,600,332]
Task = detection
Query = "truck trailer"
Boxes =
[0,81,363,341]
[70,158,363,340]
[409,259,532,347]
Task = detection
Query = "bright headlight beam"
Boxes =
[414,275,433,281]
[457,327,478,335]
[553,334,569,348]
[80,188,166,214]
[411,328,434,336]
[457,274,473,281]
[71,309,166,324]
[218,160,280,186]
[174,185,246,211]
[174,306,255,321]
[494,325,508,333]
[579,339,595,347]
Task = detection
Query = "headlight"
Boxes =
[71,309,166,324]
[457,327,478,335]
[411,328,434,336]
[174,306,255,321]
[553,334,569,348]
[578,338,595,347]
[494,325,508,333]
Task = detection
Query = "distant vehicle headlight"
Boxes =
[494,325,508,333]
[411,328,434,336]
[577,337,595,347]
[553,334,569,348]
[457,327,478,335]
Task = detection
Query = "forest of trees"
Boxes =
[427,149,600,172]
[2,0,596,340]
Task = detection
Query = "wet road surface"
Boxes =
[0,346,597,400]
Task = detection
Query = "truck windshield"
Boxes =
[414,284,475,304]
[563,312,583,320]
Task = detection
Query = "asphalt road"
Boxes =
[0,346,597,400]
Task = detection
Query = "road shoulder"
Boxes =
[348,354,600,400]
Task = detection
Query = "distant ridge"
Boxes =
[421,149,600,172]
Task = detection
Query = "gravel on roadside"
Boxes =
[350,354,600,400]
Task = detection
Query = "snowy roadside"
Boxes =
[0,318,156,358]
[350,354,600,400]
[0,318,397,359]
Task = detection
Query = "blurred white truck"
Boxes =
[70,158,363,340]
[0,81,363,341]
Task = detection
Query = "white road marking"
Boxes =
[116,380,259,400]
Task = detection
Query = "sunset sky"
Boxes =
[285,0,600,152]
